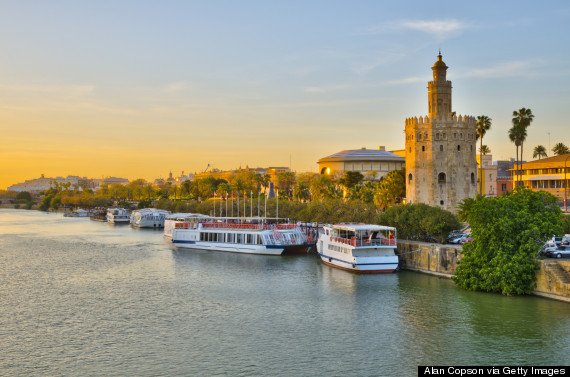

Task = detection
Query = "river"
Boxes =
[0,209,568,376]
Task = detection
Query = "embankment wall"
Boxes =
[396,241,570,302]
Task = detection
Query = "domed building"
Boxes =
[318,146,405,180]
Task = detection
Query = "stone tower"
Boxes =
[405,53,478,212]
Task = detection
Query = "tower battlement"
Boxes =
[405,114,476,127]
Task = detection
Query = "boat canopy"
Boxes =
[331,223,396,232]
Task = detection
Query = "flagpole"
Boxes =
[214,192,216,217]
[250,191,253,218]
[276,189,279,220]
[231,192,234,217]
[257,190,260,218]
[243,191,246,219]
[225,193,228,221]
[237,191,240,218]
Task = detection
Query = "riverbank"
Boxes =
[396,241,570,303]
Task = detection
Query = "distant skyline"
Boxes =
[1,1,570,189]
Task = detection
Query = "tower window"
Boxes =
[422,146,425,152]
[440,200,444,205]
[438,173,446,184]
[457,145,461,151]
[443,132,446,139]
[440,145,443,152]
[435,133,439,140]
[470,145,473,151]
[417,132,422,140]
[409,147,411,152]
[408,174,413,184]
[471,173,475,184]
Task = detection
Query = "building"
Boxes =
[515,153,570,205]
[405,53,478,212]
[7,175,95,193]
[495,159,514,196]
[317,146,405,180]
[477,154,498,196]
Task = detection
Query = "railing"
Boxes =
[329,236,396,247]
[174,222,298,230]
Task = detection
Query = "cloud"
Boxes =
[365,19,470,40]
[304,84,349,93]
[162,81,189,92]
[460,60,539,79]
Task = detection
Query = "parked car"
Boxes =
[450,234,470,244]
[549,236,563,247]
[461,236,473,243]
[561,235,570,246]
[448,234,465,244]
[546,246,570,259]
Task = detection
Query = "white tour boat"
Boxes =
[106,208,131,224]
[164,213,211,239]
[130,208,170,228]
[317,223,399,273]
[171,217,311,255]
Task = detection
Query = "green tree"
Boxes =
[508,122,526,187]
[532,145,548,160]
[479,145,491,155]
[453,187,562,295]
[373,168,405,210]
[310,175,334,201]
[512,107,534,161]
[552,142,570,156]
[338,171,364,190]
[275,172,296,198]
[16,191,32,202]
[377,203,460,243]
[476,115,492,194]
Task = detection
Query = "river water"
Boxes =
[0,209,568,376]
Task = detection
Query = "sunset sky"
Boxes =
[1,1,570,189]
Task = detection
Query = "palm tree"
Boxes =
[508,123,526,187]
[476,115,492,194]
[479,145,491,155]
[512,107,534,164]
[533,145,548,160]
[552,142,570,156]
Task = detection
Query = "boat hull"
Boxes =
[172,240,285,255]
[318,253,398,273]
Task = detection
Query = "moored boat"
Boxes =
[171,217,311,255]
[130,208,170,228]
[164,213,211,239]
[317,223,398,273]
[106,208,131,224]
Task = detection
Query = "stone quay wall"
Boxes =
[396,241,570,302]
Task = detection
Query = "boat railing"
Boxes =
[174,222,299,231]
[329,236,396,247]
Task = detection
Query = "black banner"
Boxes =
[418,366,568,377]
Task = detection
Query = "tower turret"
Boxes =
[428,52,452,119]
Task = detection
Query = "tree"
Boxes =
[476,115,492,194]
[511,108,534,185]
[275,172,296,198]
[338,171,364,191]
[508,122,526,187]
[479,145,491,156]
[533,145,548,160]
[373,168,405,210]
[552,142,570,156]
[453,187,562,295]
[377,203,460,243]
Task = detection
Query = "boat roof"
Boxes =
[135,208,170,214]
[166,213,211,219]
[329,223,396,232]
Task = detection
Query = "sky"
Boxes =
[1,0,569,189]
